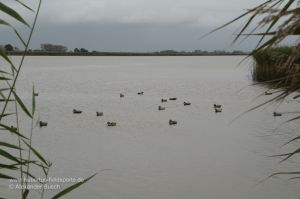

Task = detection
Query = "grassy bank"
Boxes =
[252,47,298,86]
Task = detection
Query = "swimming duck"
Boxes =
[39,121,48,127]
[73,109,82,114]
[96,112,104,117]
[34,92,39,97]
[215,108,222,113]
[107,122,117,127]
[169,120,178,125]
[161,99,168,103]
[138,92,144,95]
[158,106,166,111]
[273,112,282,117]
[169,98,177,101]
[120,93,125,98]
[214,104,222,108]
[183,102,191,106]
[265,91,272,95]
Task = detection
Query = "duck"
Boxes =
[273,112,282,117]
[161,99,168,103]
[73,109,82,114]
[107,122,117,127]
[120,93,125,98]
[169,97,177,101]
[215,108,222,113]
[138,92,144,95]
[39,121,48,127]
[158,106,166,111]
[183,102,191,106]
[34,92,39,97]
[96,112,104,117]
[265,91,272,95]
[169,120,178,125]
[214,104,222,108]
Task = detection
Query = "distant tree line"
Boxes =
[0,44,19,52]
[74,48,89,53]
[2,43,247,55]
[40,43,68,52]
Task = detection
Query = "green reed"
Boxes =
[0,1,95,199]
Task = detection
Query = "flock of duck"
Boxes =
[38,91,224,128]
[265,91,285,117]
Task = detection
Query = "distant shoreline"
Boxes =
[8,51,249,56]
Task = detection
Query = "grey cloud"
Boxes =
[1,0,264,51]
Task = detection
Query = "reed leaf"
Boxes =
[21,170,43,184]
[269,172,300,178]
[0,173,15,180]
[0,48,17,72]
[12,91,32,118]
[0,124,27,139]
[0,113,16,120]
[0,70,10,75]
[0,148,21,163]
[0,163,19,170]
[22,140,49,167]
[14,0,34,12]
[0,77,11,81]
[0,2,29,27]
[0,19,26,46]
[0,141,22,150]
[282,135,300,146]
[0,88,10,92]
[32,86,35,115]
[22,189,29,199]
[51,173,97,199]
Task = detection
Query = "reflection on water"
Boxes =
[1,56,300,199]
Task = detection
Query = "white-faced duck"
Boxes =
[138,92,144,95]
[215,108,222,113]
[169,97,177,101]
[183,102,191,106]
[161,99,168,103]
[265,91,273,95]
[39,121,48,127]
[214,104,222,108]
[169,120,178,125]
[273,112,282,117]
[158,106,166,111]
[96,112,104,117]
[73,109,82,114]
[107,122,117,127]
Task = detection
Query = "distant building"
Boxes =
[41,44,68,52]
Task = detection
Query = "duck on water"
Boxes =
[39,121,48,127]
[107,122,117,127]
[73,109,82,114]
[169,120,178,125]
[96,112,104,117]
[214,104,222,108]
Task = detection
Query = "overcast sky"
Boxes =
[1,0,266,52]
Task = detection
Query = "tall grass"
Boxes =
[206,0,300,183]
[0,1,95,199]
[252,47,298,86]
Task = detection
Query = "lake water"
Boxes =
[1,56,300,199]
